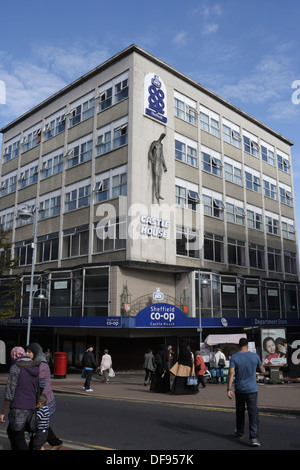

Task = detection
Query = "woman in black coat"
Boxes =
[170,342,199,395]
[150,344,170,393]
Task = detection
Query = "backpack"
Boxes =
[218,357,225,368]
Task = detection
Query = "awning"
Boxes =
[204,334,247,346]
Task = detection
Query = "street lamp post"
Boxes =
[198,270,210,347]
[17,206,38,345]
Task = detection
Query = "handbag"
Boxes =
[187,375,198,386]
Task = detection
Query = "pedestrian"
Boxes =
[170,342,199,395]
[100,349,112,383]
[82,345,98,391]
[143,349,156,386]
[214,346,226,383]
[227,337,265,447]
[150,344,170,393]
[26,343,63,449]
[167,345,173,370]
[194,350,207,388]
[29,394,49,450]
[45,348,53,372]
[0,346,40,450]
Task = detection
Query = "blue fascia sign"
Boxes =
[135,303,198,328]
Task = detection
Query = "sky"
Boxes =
[0,0,300,240]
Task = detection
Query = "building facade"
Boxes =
[0,45,299,372]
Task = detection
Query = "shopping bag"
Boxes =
[187,376,198,386]
[108,368,115,377]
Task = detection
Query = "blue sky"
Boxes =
[1,0,300,238]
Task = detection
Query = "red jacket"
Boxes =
[195,355,207,376]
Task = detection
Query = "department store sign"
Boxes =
[144,73,167,124]
[135,303,197,328]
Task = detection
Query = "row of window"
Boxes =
[0,167,127,230]
[2,73,129,162]
[174,92,291,174]
[175,138,293,206]
[177,228,297,275]
[1,118,128,197]
[13,219,297,276]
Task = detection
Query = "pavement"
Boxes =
[0,371,299,450]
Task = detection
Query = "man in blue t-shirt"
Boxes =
[227,338,265,447]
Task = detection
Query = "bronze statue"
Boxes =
[148,133,167,204]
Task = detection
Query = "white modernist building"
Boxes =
[0,45,299,370]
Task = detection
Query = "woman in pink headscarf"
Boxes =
[0,346,40,450]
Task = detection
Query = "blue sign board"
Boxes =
[144,74,167,124]
[135,303,198,328]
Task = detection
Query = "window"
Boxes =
[284,251,297,275]
[37,233,59,263]
[94,166,127,203]
[279,186,293,206]
[96,130,111,155]
[243,133,258,157]
[19,162,39,189]
[96,117,128,156]
[245,169,261,193]
[0,208,14,231]
[21,128,42,152]
[261,141,275,166]
[200,106,220,137]
[247,208,262,230]
[204,232,224,262]
[62,225,89,258]
[94,217,127,253]
[114,123,128,148]
[94,178,110,202]
[176,226,200,258]
[175,134,198,167]
[43,110,66,140]
[98,72,129,112]
[282,221,296,240]
[66,135,93,168]
[15,240,33,266]
[69,92,95,127]
[174,91,197,125]
[265,215,279,235]
[39,192,61,220]
[203,192,224,219]
[268,247,282,272]
[277,152,290,173]
[249,243,265,269]
[3,136,20,162]
[175,180,200,211]
[263,178,277,200]
[228,238,246,266]
[65,181,91,212]
[224,158,242,185]
[202,147,222,177]
[222,119,241,148]
[0,171,17,196]
[41,149,64,179]
[226,201,245,225]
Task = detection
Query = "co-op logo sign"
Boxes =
[136,302,190,328]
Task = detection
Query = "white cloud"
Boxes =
[173,32,188,45]
[0,45,111,126]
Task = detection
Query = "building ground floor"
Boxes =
[1,320,300,379]
[0,262,300,377]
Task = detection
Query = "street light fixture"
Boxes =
[198,271,210,347]
[17,205,38,345]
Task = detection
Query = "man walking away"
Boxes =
[227,338,265,447]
